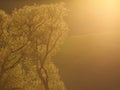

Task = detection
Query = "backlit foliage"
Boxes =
[0,3,68,90]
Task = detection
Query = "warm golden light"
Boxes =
[1,1,120,90]
[70,0,119,33]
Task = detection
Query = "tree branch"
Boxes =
[4,55,23,72]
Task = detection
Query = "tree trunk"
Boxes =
[37,69,49,90]
[43,81,49,90]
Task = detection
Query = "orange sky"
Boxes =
[68,0,120,34]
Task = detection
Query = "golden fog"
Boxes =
[55,0,120,90]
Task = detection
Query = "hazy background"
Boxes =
[1,0,120,90]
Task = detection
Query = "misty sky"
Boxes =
[0,0,66,12]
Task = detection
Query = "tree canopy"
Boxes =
[0,3,68,90]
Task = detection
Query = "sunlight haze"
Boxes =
[1,0,120,90]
